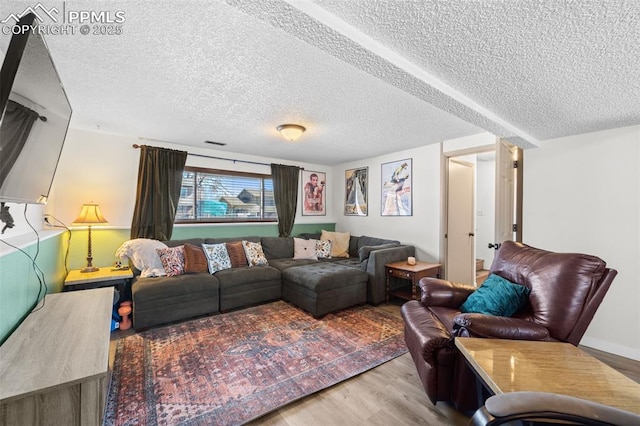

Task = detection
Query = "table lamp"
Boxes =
[73,203,108,273]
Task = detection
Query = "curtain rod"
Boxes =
[132,144,271,167]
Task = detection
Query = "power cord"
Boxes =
[0,204,48,313]
[44,214,71,275]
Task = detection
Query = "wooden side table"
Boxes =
[385,260,442,303]
[64,267,133,300]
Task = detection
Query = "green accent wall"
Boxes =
[172,223,335,240]
[68,223,336,270]
[0,233,67,344]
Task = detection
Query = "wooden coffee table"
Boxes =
[455,337,640,414]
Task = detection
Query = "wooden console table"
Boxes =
[455,337,640,414]
[0,288,113,425]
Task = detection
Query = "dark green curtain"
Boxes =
[131,145,187,240]
[270,163,300,237]
[0,101,39,188]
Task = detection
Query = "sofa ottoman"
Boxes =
[282,262,368,318]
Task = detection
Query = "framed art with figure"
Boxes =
[345,167,368,216]
[302,170,326,215]
[381,158,412,216]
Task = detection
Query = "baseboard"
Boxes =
[580,336,640,361]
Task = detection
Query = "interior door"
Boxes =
[494,139,520,248]
[446,159,475,284]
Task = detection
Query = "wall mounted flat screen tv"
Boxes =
[0,13,72,204]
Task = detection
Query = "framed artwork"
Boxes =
[381,158,412,216]
[301,170,326,216]
[344,167,368,216]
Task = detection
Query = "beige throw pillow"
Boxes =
[321,230,350,258]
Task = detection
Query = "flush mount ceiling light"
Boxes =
[277,124,306,142]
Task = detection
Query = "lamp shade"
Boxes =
[72,203,108,225]
[277,124,306,141]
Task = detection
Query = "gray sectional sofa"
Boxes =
[131,234,415,329]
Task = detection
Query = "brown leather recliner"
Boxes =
[401,241,617,411]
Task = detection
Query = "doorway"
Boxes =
[442,138,522,286]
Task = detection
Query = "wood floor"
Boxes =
[109,301,640,426]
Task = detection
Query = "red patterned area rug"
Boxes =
[105,301,407,425]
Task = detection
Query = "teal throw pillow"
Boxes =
[460,274,530,317]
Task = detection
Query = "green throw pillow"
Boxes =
[460,274,530,317]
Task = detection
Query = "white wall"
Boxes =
[333,143,442,263]
[48,128,335,228]
[524,125,640,360]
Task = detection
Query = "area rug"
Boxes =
[105,301,407,425]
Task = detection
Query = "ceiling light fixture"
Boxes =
[277,124,306,141]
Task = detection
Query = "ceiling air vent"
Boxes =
[205,140,226,146]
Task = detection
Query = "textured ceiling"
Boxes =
[1,0,639,165]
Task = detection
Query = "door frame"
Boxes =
[441,140,523,283]
[440,143,495,281]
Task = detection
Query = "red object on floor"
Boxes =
[118,301,132,330]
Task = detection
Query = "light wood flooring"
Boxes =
[109,301,640,426]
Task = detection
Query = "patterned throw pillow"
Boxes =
[293,237,318,260]
[315,239,332,259]
[156,246,185,277]
[183,243,209,274]
[226,241,248,268]
[242,240,269,267]
[202,243,232,273]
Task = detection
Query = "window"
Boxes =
[176,167,276,223]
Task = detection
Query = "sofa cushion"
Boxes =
[348,236,360,258]
[205,236,261,244]
[183,243,208,274]
[330,257,364,269]
[299,232,321,240]
[165,238,204,248]
[214,265,281,289]
[358,242,401,262]
[460,274,530,317]
[321,230,350,258]
[133,273,218,304]
[202,243,232,273]
[261,237,294,259]
[242,240,269,266]
[157,246,185,277]
[358,235,400,250]
[267,258,320,272]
